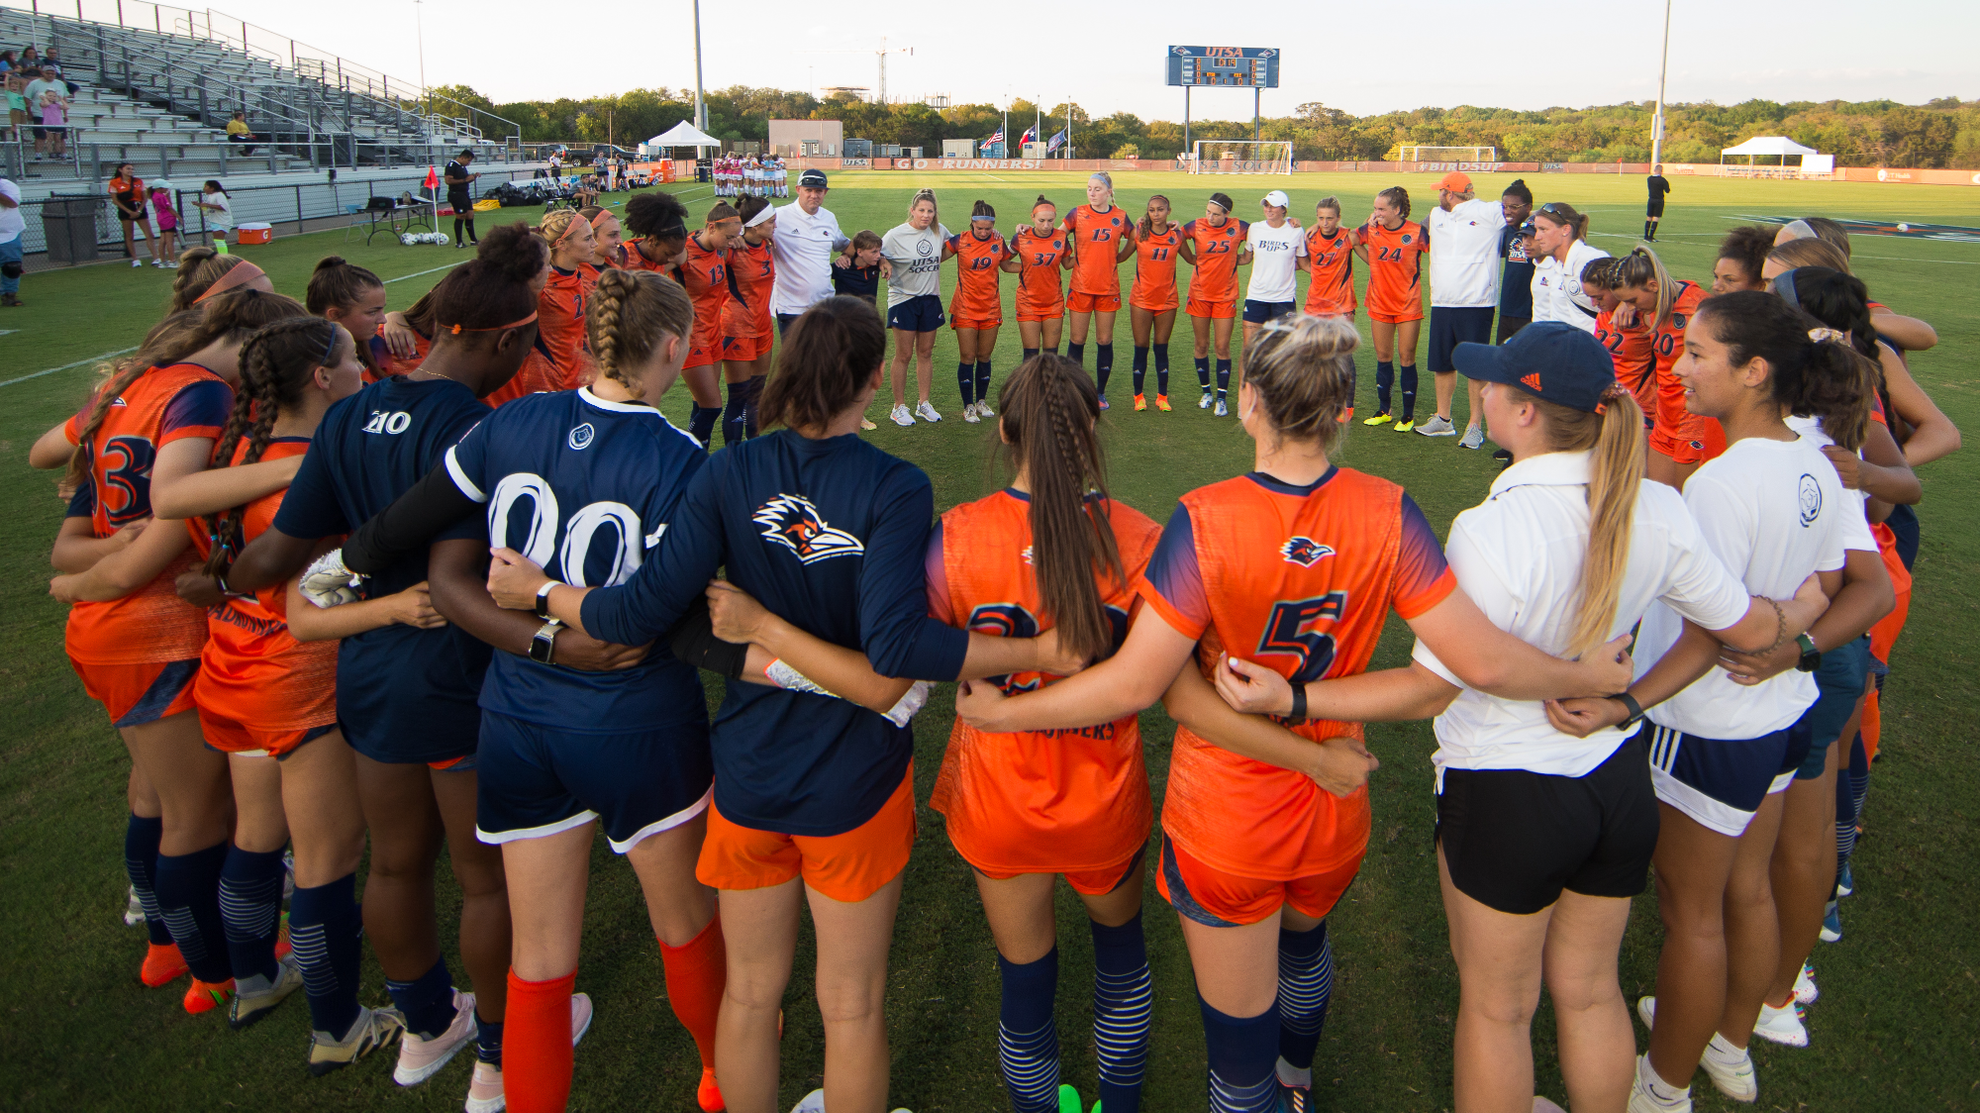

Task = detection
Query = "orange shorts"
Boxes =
[200,705,337,759]
[1068,290,1121,314]
[696,763,916,903]
[1016,302,1064,324]
[951,315,1002,332]
[1648,413,1721,466]
[73,657,199,729]
[685,327,724,370]
[1130,294,1179,315]
[1186,296,1235,320]
[969,841,1147,897]
[721,333,770,362]
[1156,835,1364,927]
[1366,306,1424,325]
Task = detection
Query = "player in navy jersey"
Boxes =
[486,296,1087,1113]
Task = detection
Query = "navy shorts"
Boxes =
[886,293,944,333]
[475,709,713,853]
[1242,299,1296,325]
[1430,306,1497,373]
[1496,316,1530,345]
[1798,635,1872,778]
[1647,712,1813,836]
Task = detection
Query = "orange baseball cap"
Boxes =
[1436,171,1472,191]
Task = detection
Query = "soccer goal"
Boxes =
[1188,140,1294,175]
[1394,145,1499,163]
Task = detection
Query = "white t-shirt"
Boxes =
[1244,219,1306,304]
[1426,198,1504,308]
[1782,414,1881,555]
[1413,451,1751,781]
[769,201,851,315]
[1636,435,1852,739]
[879,221,950,306]
[0,178,23,245]
[1531,238,1609,333]
[201,192,233,230]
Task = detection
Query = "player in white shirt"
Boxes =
[1420,172,1507,443]
[1241,190,1307,369]
[1529,202,1609,334]
[1210,322,1831,1113]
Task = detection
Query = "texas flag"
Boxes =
[1019,125,1038,147]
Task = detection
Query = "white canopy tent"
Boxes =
[1720,136,1832,178]
[1721,135,1818,165]
[642,120,723,155]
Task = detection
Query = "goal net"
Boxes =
[1391,145,1499,163]
[1188,140,1294,175]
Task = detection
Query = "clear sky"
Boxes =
[143,0,1979,118]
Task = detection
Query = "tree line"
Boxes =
[430,85,1980,169]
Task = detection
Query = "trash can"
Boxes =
[43,195,102,265]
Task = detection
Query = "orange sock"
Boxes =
[660,913,727,1074]
[503,968,576,1113]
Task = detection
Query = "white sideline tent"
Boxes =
[642,121,723,155]
[1721,135,1818,166]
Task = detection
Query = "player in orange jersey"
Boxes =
[1061,172,1137,408]
[490,208,596,410]
[927,354,1161,1113]
[579,206,624,276]
[1582,258,1655,423]
[1006,196,1073,360]
[1301,197,1357,319]
[306,256,395,381]
[1179,192,1249,415]
[1612,246,1715,487]
[37,288,309,1012]
[1129,194,1183,411]
[622,191,692,274]
[722,196,779,444]
[678,203,741,446]
[949,199,1012,423]
[957,315,1633,1113]
[1354,186,1428,431]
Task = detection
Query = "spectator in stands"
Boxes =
[17,47,38,70]
[226,110,256,155]
[1,50,16,77]
[0,176,24,307]
[108,164,159,267]
[37,84,67,162]
[193,180,233,244]
[22,68,62,160]
[5,72,26,144]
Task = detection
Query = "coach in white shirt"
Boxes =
[1422,171,1508,446]
[1242,188,1307,326]
[1529,201,1609,336]
[770,168,853,333]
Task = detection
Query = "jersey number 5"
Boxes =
[1256,593,1347,684]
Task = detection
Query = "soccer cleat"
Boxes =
[464,1060,505,1113]
[791,1090,826,1113]
[125,885,145,927]
[890,404,914,427]
[1362,411,1394,427]
[1637,995,1655,1030]
[570,991,594,1045]
[184,976,235,1015]
[1097,393,1110,411]
[1417,415,1457,436]
[1794,963,1819,1006]
[1156,394,1171,411]
[229,956,303,1031]
[1459,425,1486,449]
[915,400,943,423]
[977,398,994,417]
[1200,391,1213,409]
[1752,1000,1809,1047]
[1214,398,1229,417]
[1533,1098,1568,1113]
[1277,1080,1312,1112]
[696,1065,724,1113]
[1836,862,1854,898]
[962,403,980,424]
[1394,418,1417,433]
[860,417,877,431]
[1134,393,1146,411]
[1820,901,1842,942]
[1628,1055,1693,1113]
[309,1006,405,1077]
[1058,1084,1084,1113]
[394,989,478,1086]
[140,942,189,987]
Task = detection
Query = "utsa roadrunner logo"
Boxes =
[754,494,865,565]
[1279,537,1336,567]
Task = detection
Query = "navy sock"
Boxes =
[124,813,173,946]
[1375,361,1395,413]
[1201,993,1280,1113]
[464,218,477,243]
[1091,913,1152,1113]
[1216,359,1232,399]
[1277,919,1334,1071]
[975,361,993,405]
[1068,342,1085,367]
[687,404,722,448]
[386,956,459,1040]
[1837,731,1869,874]
[721,382,749,446]
[997,947,1061,1113]
[743,375,765,437]
[1132,346,1149,396]
[1096,343,1114,395]
[477,1013,504,1066]
[1154,344,1171,396]
[958,361,976,406]
[289,873,363,1038]
[1195,355,1211,390]
[219,844,286,987]
[154,840,231,983]
[1022,347,1039,362]
[1400,364,1419,420]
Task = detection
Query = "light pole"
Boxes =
[692,0,707,131]
[414,0,428,123]
[1651,0,1672,166]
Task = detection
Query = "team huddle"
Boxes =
[714,155,791,200]
[32,165,1956,1113]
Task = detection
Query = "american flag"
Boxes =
[984,127,1004,146]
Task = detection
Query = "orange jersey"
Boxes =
[1649,280,1706,433]
[1140,469,1456,879]
[1359,219,1426,319]
[188,439,338,731]
[1303,228,1357,315]
[62,363,232,665]
[534,265,591,391]
[928,490,1162,875]
[1183,217,1248,304]
[1011,226,1069,315]
[620,239,675,274]
[1061,204,1134,297]
[722,236,776,340]
[947,229,1011,322]
[1596,308,1656,421]
[1129,223,1183,312]
[681,234,731,349]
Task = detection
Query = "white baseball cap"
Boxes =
[1262,189,1290,208]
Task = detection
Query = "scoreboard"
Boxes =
[1167,46,1279,88]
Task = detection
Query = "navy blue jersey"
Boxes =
[444,388,711,732]
[580,429,970,837]
[1500,224,1536,319]
[832,263,881,301]
[275,376,494,762]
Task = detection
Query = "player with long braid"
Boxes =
[722,195,779,444]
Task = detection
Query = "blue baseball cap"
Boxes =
[1453,321,1616,414]
[798,168,828,188]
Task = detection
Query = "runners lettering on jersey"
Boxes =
[1183,217,1248,305]
[1130,224,1184,313]
[1011,227,1068,317]
[1360,220,1426,320]
[1303,228,1357,315]
[1062,204,1134,297]
[947,230,1011,323]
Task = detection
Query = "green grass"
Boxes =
[2,171,1976,1111]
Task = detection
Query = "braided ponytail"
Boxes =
[585,268,692,399]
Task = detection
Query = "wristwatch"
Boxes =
[534,580,560,620]
[1794,633,1822,673]
[528,620,562,664]
[1608,691,1646,731]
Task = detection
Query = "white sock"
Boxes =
[1275,1055,1312,1089]
[1704,1032,1748,1067]
[1637,1055,1689,1103]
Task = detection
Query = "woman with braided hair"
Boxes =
[926,352,1161,1113]
[169,247,273,314]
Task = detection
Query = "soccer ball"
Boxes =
[433,232,450,246]
[1897,222,1911,232]
[400,232,416,245]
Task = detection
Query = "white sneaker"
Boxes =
[1416,415,1457,436]
[1213,398,1228,417]
[890,403,914,427]
[393,989,478,1086]
[791,1090,826,1113]
[915,400,943,423]
[976,398,994,417]
[1459,424,1486,450]
[1637,995,1656,1030]
[131,258,142,268]
[1628,1055,1693,1113]
[1752,1000,1808,1047]
[1793,962,1819,1005]
[1199,390,1213,409]
[1700,1035,1759,1102]
[570,991,594,1045]
[962,403,980,424]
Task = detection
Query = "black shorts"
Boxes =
[1496,315,1531,345]
[886,293,944,333]
[1436,730,1659,915]
[1429,306,1496,373]
[1241,299,1296,324]
[1647,203,1666,218]
[448,190,472,212]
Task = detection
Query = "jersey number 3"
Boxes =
[1256,593,1347,684]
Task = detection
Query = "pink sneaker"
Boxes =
[458,994,595,1113]
[393,989,477,1086]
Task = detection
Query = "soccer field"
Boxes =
[1,171,1974,1111]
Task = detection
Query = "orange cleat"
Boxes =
[184,977,235,1015]
[1156,394,1172,411]
[697,1065,725,1112]
[140,942,188,987]
[1133,393,1147,411]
